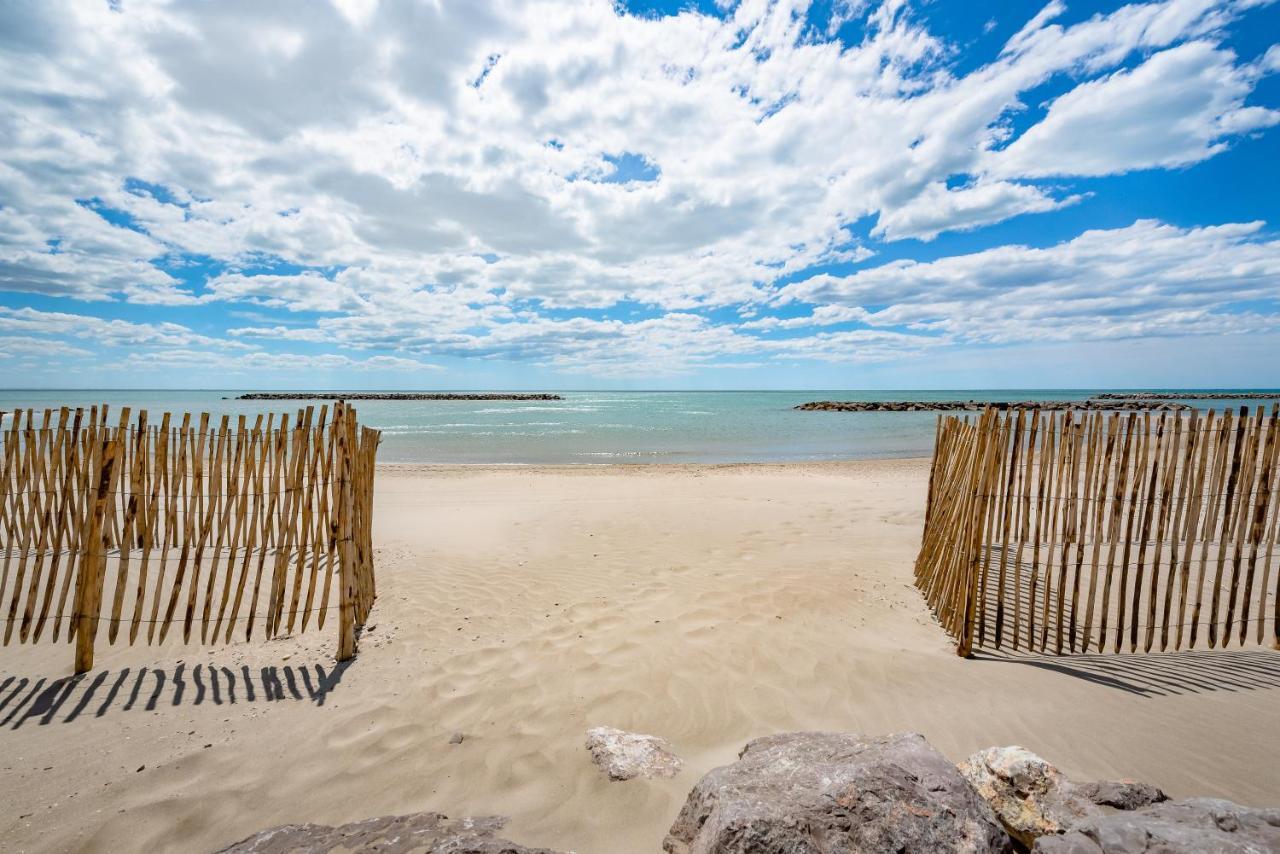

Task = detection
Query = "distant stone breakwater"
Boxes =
[236,392,564,401]
[1092,391,1280,400]
[795,399,1195,412]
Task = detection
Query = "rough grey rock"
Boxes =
[663,731,1012,853]
[217,812,563,853]
[958,746,1102,847]
[1074,781,1167,811]
[1093,392,1280,401]
[586,725,683,781]
[1032,798,1280,853]
[794,400,1193,413]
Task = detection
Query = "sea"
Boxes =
[0,390,1275,465]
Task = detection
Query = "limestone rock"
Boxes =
[216,812,563,853]
[1032,798,1280,853]
[663,731,1012,853]
[958,746,1102,847]
[1074,780,1167,811]
[585,725,682,781]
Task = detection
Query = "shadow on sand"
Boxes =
[971,646,1280,697]
[0,659,350,729]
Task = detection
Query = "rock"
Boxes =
[1093,392,1280,401]
[217,811,563,853]
[1074,781,1167,811]
[585,726,682,781]
[1032,798,1280,853]
[793,400,1194,413]
[958,746,1101,847]
[449,732,465,745]
[663,731,1012,853]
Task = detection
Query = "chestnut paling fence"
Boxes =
[915,406,1280,657]
[0,402,379,673]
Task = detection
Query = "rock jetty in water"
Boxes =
[1092,391,1280,400]
[236,392,563,401]
[795,399,1194,412]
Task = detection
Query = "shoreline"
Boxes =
[373,456,933,474]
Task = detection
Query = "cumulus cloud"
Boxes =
[872,181,1083,242]
[0,306,254,350]
[778,219,1280,343]
[990,41,1280,177]
[0,0,1276,378]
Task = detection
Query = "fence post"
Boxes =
[955,412,985,657]
[74,435,117,674]
[336,403,357,662]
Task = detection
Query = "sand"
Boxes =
[1,459,1277,853]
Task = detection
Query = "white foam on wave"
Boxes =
[472,406,600,413]
[574,450,672,457]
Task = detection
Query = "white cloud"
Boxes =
[0,336,93,359]
[991,41,1280,178]
[0,306,253,349]
[778,219,1280,343]
[110,349,441,374]
[0,0,1275,378]
[872,180,1083,241]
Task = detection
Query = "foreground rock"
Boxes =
[218,812,563,853]
[1033,798,1280,852]
[795,400,1193,412]
[236,392,563,401]
[959,746,1175,847]
[586,725,683,781]
[664,731,1012,853]
[1073,781,1167,811]
[959,746,1103,847]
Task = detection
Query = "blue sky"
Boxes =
[0,0,1278,389]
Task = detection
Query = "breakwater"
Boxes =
[1092,391,1280,400]
[795,399,1194,412]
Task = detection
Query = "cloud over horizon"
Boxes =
[0,0,1277,387]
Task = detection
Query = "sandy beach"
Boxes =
[1,459,1277,853]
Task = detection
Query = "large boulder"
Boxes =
[586,725,683,781]
[663,731,1012,853]
[217,812,563,853]
[958,746,1102,847]
[1033,798,1280,852]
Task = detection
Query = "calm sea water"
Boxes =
[0,390,1275,465]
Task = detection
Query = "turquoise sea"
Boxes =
[0,390,1275,465]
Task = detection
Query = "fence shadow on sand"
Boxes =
[0,658,350,729]
[970,646,1280,698]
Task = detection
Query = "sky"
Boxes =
[0,0,1278,390]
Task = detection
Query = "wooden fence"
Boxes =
[916,406,1279,657]
[0,402,379,672]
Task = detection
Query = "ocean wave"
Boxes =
[596,423,672,431]
[472,406,599,413]
[383,427,584,436]
[420,421,567,428]
[574,450,672,457]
